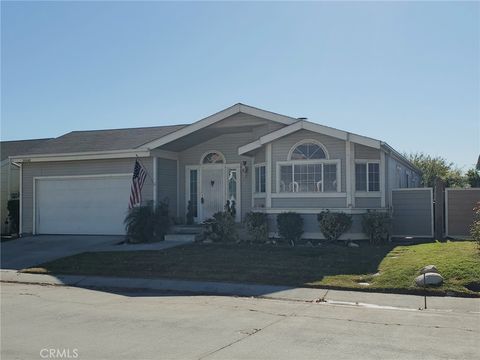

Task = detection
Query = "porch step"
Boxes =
[164,233,201,242]
[171,225,204,235]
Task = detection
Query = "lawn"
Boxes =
[25,241,480,297]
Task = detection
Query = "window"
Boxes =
[279,163,338,192]
[189,169,198,217]
[227,168,238,203]
[255,165,266,193]
[355,162,380,192]
[202,152,224,164]
[279,140,338,193]
[289,141,327,160]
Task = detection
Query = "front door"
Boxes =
[200,165,225,220]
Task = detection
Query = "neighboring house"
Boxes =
[1,138,52,234]
[10,104,421,239]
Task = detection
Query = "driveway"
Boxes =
[1,235,122,270]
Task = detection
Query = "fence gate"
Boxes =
[391,188,434,238]
[445,188,480,238]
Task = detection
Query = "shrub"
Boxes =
[6,199,19,234]
[203,211,237,242]
[317,211,352,242]
[244,212,268,243]
[471,202,480,250]
[361,211,391,244]
[277,212,303,246]
[124,200,171,243]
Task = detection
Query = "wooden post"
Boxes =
[434,178,445,241]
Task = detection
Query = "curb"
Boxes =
[2,270,479,314]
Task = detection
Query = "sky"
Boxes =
[1,1,478,170]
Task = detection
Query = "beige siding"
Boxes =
[355,197,381,208]
[267,213,367,240]
[156,158,178,218]
[253,147,266,164]
[385,153,422,207]
[21,158,153,234]
[271,197,346,208]
[271,129,347,193]
[355,144,380,159]
[178,132,256,220]
[253,197,266,208]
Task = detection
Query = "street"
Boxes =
[1,282,479,360]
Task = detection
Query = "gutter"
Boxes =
[9,149,151,163]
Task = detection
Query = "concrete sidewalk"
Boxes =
[1,269,478,314]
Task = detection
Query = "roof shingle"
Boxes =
[14,125,185,156]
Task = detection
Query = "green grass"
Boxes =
[25,241,480,297]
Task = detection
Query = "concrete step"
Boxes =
[164,234,199,242]
[171,225,203,234]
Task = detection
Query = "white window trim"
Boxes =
[287,139,330,161]
[355,160,380,193]
[276,159,341,194]
[254,163,266,194]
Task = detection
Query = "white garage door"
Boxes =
[35,175,132,235]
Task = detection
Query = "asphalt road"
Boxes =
[1,282,479,360]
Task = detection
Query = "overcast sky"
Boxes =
[1,1,478,170]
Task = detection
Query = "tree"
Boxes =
[466,168,480,188]
[406,153,466,188]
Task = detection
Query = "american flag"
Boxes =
[128,159,148,209]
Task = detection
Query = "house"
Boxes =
[10,104,421,239]
[1,138,52,234]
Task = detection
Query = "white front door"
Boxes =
[200,165,225,221]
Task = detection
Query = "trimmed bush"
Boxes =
[471,202,480,251]
[317,211,352,242]
[124,200,171,243]
[277,212,303,246]
[362,211,391,244]
[204,211,237,243]
[244,212,269,243]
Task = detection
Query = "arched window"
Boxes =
[201,151,225,164]
[288,140,328,160]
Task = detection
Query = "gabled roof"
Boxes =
[13,125,185,157]
[138,103,298,150]
[238,119,381,155]
[238,118,421,174]
[1,138,52,161]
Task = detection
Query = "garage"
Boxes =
[34,175,132,235]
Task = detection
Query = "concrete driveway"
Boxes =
[1,235,122,270]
